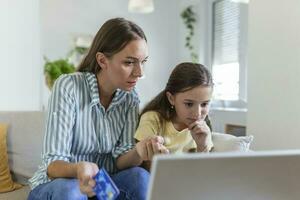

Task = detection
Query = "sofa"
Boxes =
[0,112,45,200]
[0,111,253,200]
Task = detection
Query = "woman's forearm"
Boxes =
[116,147,143,170]
[47,160,78,179]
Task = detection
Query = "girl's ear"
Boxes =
[166,91,175,106]
[96,52,108,70]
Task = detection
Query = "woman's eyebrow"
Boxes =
[183,99,195,102]
[125,56,149,61]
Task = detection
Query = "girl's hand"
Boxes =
[136,136,169,161]
[188,120,213,152]
[76,161,99,197]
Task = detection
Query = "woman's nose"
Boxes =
[133,63,143,77]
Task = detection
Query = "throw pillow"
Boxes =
[212,132,254,152]
[0,123,22,193]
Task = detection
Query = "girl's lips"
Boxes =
[187,118,203,122]
[187,118,197,122]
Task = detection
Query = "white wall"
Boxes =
[0,0,248,135]
[247,0,300,150]
[210,108,246,134]
[40,0,183,109]
[0,0,41,111]
[0,0,197,111]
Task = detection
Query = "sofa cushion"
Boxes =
[0,123,22,192]
[0,112,45,179]
[0,185,30,200]
[212,132,253,152]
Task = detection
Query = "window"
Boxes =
[208,0,248,108]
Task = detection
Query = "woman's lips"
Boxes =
[127,81,137,86]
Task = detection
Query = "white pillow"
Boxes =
[211,132,254,152]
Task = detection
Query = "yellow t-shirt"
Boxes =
[135,111,199,154]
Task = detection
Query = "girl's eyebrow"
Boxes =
[184,99,210,103]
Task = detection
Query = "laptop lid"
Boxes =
[147,150,300,200]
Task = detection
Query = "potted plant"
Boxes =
[44,57,75,89]
[44,34,92,90]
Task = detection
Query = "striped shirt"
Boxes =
[29,72,139,189]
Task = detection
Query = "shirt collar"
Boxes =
[85,72,100,106]
[85,72,128,107]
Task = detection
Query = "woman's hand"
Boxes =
[188,120,213,152]
[136,136,169,161]
[76,161,99,197]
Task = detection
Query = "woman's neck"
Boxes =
[96,73,115,109]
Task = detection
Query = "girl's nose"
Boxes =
[192,105,202,119]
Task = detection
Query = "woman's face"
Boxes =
[167,86,212,128]
[102,39,148,91]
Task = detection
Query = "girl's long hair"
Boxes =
[141,62,213,130]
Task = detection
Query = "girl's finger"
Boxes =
[188,121,198,130]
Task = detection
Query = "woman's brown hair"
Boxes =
[77,18,147,73]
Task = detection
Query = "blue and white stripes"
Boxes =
[29,72,139,189]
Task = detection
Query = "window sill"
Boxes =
[210,107,247,112]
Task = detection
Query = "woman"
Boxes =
[28,18,150,200]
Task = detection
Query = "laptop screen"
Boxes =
[147,150,300,200]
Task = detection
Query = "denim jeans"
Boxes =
[27,167,150,200]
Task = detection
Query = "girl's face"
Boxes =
[167,86,212,128]
[99,39,148,91]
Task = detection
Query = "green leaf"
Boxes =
[44,58,75,85]
[181,5,199,62]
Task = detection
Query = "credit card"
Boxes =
[93,168,120,200]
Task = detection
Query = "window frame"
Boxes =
[205,0,248,109]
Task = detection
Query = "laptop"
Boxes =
[147,150,300,200]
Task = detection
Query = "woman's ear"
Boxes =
[166,91,175,106]
[96,52,108,70]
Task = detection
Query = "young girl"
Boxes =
[28,18,150,200]
[135,62,214,168]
